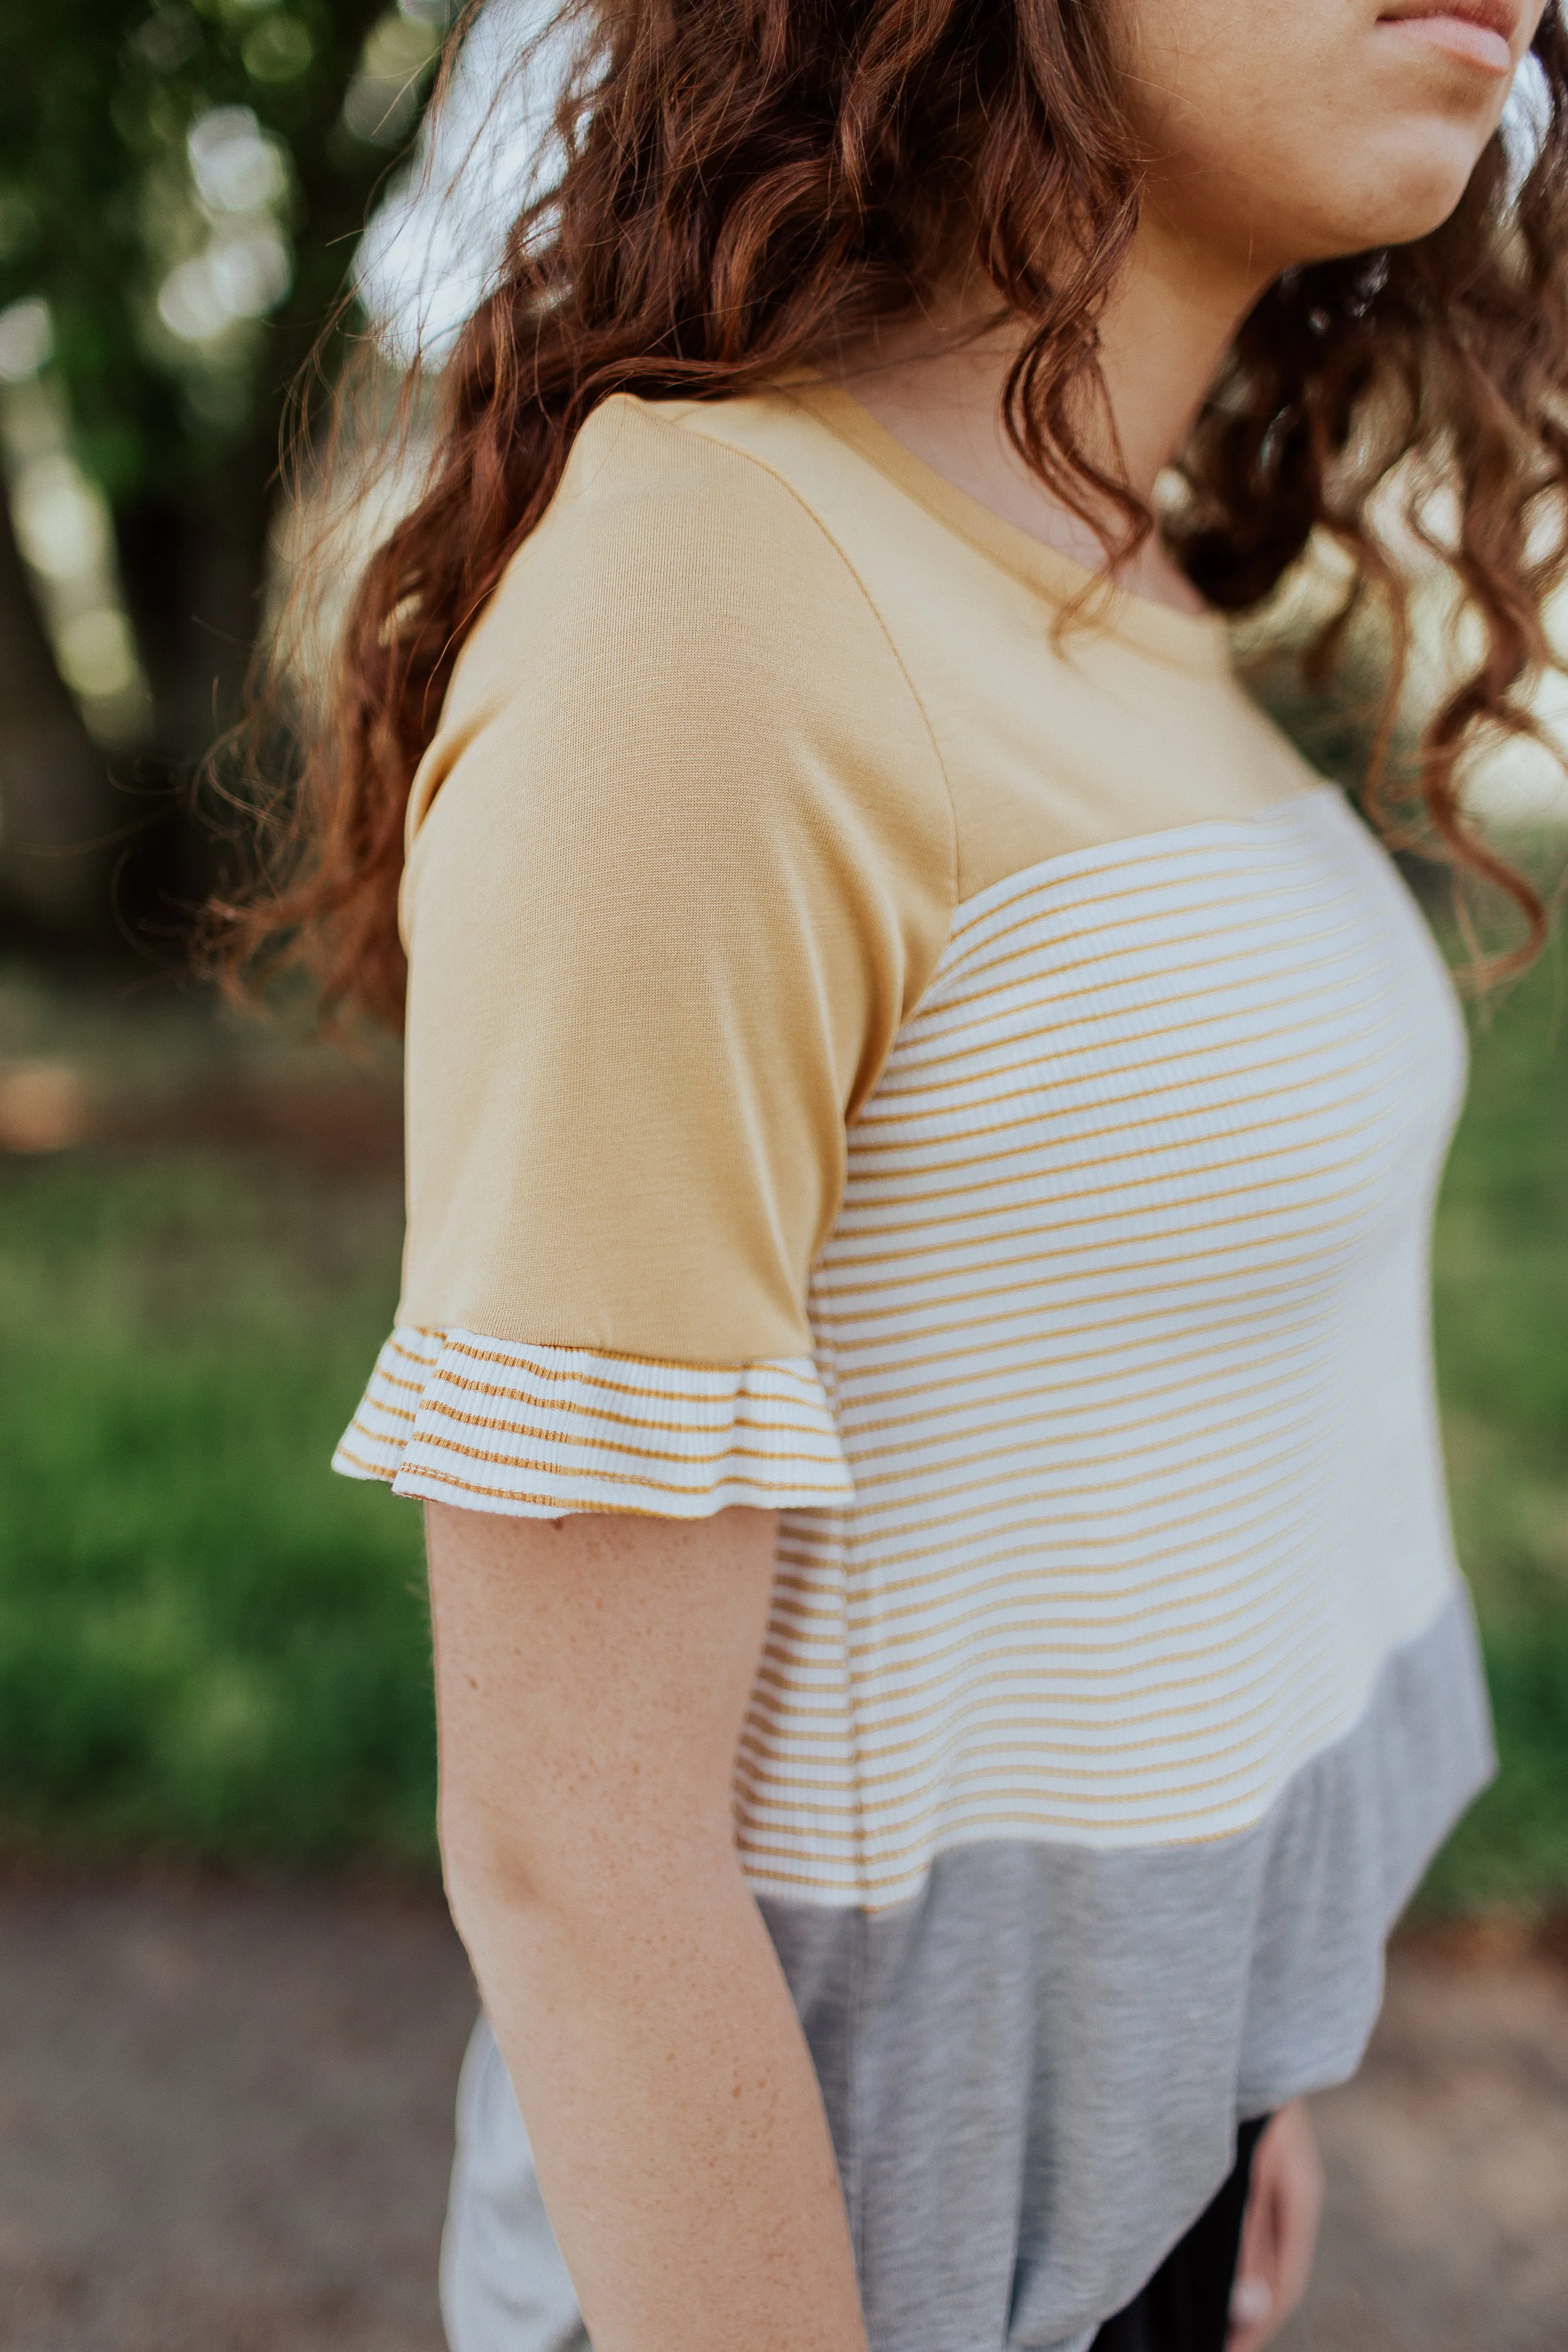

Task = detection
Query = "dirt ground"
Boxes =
[2,1875,1565,2352]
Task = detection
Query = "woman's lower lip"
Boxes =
[1377,14,1515,74]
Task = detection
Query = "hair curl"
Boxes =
[216,0,1568,1029]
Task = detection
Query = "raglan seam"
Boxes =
[641,397,964,956]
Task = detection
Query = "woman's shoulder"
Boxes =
[406,384,954,937]
[429,385,949,816]
[470,384,875,665]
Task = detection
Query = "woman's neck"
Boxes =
[822,220,1263,617]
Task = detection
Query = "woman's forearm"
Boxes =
[452,1853,868,2352]
[425,1497,867,2352]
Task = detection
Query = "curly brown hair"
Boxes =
[217,0,1568,1029]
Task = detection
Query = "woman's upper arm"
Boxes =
[394,410,953,1370]
[426,1500,780,1917]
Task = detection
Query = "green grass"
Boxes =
[0,955,1564,1905]
[0,1147,436,1866]
[1422,946,1568,1910]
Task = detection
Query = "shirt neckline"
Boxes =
[780,374,1233,678]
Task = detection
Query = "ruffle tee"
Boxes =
[336,379,1493,2352]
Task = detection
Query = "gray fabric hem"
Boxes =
[440,1584,1492,2352]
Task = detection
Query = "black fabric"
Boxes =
[1089,2117,1270,2352]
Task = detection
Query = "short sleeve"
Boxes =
[333,396,953,1517]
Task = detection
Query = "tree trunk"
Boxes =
[0,491,114,941]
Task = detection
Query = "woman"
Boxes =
[238,2,1567,2347]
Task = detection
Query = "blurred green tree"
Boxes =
[0,0,444,946]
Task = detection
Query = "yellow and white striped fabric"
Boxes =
[736,790,1464,1904]
[337,1327,852,1515]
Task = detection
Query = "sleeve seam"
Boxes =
[654,402,962,948]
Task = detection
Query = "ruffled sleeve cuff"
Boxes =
[331,1327,854,1518]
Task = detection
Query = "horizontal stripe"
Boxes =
[332,1329,854,1516]
[837,1067,1391,1224]
[810,1196,1382,1324]
[861,985,1390,1101]
[436,1331,827,1395]
[861,923,1379,1079]
[412,1394,847,1469]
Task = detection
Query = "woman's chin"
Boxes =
[1296,155,1492,260]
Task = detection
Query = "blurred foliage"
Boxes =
[0,0,398,508]
[1423,937,1568,1908]
[0,0,446,950]
[0,1142,434,1863]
